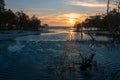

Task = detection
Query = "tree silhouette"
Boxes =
[29,15,41,30]
[0,0,5,12]
[0,9,17,29]
[15,11,29,29]
[0,10,42,30]
[4,9,16,29]
[0,0,44,30]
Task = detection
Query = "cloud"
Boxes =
[58,13,88,18]
[24,8,55,16]
[68,0,106,8]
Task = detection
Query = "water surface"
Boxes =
[0,27,120,80]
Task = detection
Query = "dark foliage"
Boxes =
[75,9,120,31]
[74,8,120,42]
[0,10,41,30]
[0,0,5,11]
[79,53,95,70]
[0,0,42,30]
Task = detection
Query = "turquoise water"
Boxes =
[0,27,120,80]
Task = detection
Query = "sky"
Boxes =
[5,0,108,26]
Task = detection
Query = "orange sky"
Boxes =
[6,0,109,26]
[36,13,89,26]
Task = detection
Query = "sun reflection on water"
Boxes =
[67,30,91,41]
[69,30,75,41]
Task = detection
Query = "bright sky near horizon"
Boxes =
[5,0,108,26]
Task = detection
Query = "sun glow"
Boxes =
[38,13,87,26]
[69,18,75,24]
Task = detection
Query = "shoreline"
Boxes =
[0,30,119,43]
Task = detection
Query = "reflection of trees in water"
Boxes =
[68,29,97,42]
[47,41,99,80]
[49,54,98,80]
[68,31,84,41]
[69,31,74,41]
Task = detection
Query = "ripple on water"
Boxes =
[0,40,120,80]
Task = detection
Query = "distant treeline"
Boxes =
[74,3,120,42]
[0,0,47,30]
[74,8,120,31]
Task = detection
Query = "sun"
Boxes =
[69,18,75,24]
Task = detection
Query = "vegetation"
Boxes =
[82,9,120,31]
[74,9,120,31]
[0,0,5,11]
[79,53,95,70]
[0,0,42,30]
[74,0,120,42]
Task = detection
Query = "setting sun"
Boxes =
[69,18,75,24]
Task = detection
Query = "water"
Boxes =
[0,27,120,80]
[15,27,110,41]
